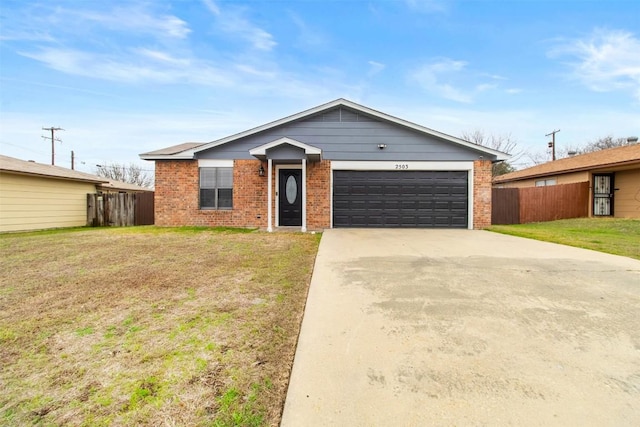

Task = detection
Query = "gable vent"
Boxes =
[308,107,378,123]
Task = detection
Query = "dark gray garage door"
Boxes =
[333,170,468,228]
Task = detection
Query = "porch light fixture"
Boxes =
[258,164,265,176]
[377,144,387,150]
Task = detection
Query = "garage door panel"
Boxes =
[383,200,401,209]
[333,170,468,228]
[400,201,419,209]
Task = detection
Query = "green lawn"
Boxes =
[488,218,640,260]
[0,226,320,426]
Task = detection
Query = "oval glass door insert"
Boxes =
[285,175,297,204]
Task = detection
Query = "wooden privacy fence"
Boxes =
[87,192,154,226]
[134,192,155,226]
[492,182,589,225]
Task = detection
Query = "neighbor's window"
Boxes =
[200,167,233,209]
[535,178,557,187]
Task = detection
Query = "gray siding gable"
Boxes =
[266,144,305,160]
[197,106,493,162]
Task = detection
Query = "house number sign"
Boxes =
[395,164,409,170]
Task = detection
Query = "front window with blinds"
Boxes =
[200,167,233,209]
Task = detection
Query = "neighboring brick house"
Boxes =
[140,99,508,231]
[493,143,640,218]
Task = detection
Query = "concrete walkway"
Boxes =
[281,229,640,426]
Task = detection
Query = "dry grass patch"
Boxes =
[0,227,320,426]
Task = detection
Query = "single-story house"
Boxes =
[0,155,152,232]
[493,144,640,218]
[140,99,509,231]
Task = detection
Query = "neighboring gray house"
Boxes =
[140,99,508,230]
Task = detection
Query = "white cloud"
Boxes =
[550,28,640,100]
[476,83,498,92]
[409,59,514,102]
[19,48,232,86]
[234,64,277,79]
[133,48,191,66]
[0,3,191,47]
[201,0,221,16]
[485,74,508,81]
[202,1,276,51]
[405,0,450,13]
[6,1,285,91]
[288,12,327,48]
[54,5,191,39]
[0,30,55,42]
[367,61,386,77]
[222,14,276,51]
[409,59,473,103]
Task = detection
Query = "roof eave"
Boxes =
[139,154,195,161]
[1,168,108,184]
[493,158,640,184]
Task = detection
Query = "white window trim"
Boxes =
[330,161,474,171]
[198,159,233,168]
[199,166,233,210]
[198,160,235,210]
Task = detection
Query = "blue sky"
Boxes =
[1,0,639,173]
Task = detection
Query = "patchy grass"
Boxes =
[488,218,640,260]
[0,227,320,426]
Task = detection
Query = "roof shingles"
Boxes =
[1,155,107,183]
[494,144,640,183]
[1,155,152,191]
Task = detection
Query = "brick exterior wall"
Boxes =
[155,158,491,229]
[154,160,198,226]
[155,159,268,227]
[306,160,331,229]
[473,159,493,229]
[155,159,331,229]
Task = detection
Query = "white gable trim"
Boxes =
[185,99,509,161]
[249,137,322,157]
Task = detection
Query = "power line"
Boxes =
[0,141,50,157]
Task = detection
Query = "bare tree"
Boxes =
[461,130,522,176]
[580,135,635,154]
[95,162,154,188]
[527,135,637,165]
[525,150,548,166]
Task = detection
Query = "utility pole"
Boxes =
[71,150,75,170]
[545,129,560,161]
[42,126,64,165]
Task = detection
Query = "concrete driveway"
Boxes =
[281,229,640,426]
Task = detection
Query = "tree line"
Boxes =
[464,131,637,177]
[94,162,154,188]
